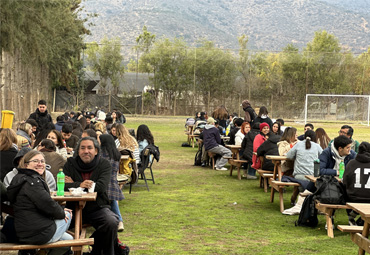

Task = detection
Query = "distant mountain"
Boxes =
[82,0,370,53]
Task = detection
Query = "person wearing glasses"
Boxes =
[7,150,73,254]
[328,125,360,153]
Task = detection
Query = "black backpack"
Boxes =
[295,194,318,228]
[315,175,346,205]
[194,143,203,166]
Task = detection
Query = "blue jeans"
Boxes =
[47,211,73,255]
[111,200,123,222]
[248,164,256,176]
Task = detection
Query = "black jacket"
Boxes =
[241,126,259,162]
[7,168,65,244]
[343,143,370,203]
[0,147,18,182]
[63,156,111,214]
[254,116,273,130]
[28,108,53,132]
[257,134,281,171]
[228,127,240,145]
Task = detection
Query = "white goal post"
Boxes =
[304,94,370,126]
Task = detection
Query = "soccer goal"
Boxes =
[304,94,370,126]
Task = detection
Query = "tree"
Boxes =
[237,34,251,99]
[86,36,125,95]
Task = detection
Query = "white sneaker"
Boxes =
[216,167,228,171]
[246,174,257,180]
[118,221,124,232]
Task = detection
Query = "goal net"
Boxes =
[304,94,370,126]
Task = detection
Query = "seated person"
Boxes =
[61,123,79,154]
[54,115,65,132]
[251,123,271,170]
[203,117,231,171]
[7,150,72,254]
[228,118,244,145]
[343,142,370,225]
[240,122,260,179]
[286,130,323,181]
[63,137,119,255]
[320,135,357,176]
[257,134,281,171]
[297,123,314,141]
[329,125,360,153]
[37,139,66,182]
[277,127,298,175]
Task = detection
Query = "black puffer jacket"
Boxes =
[241,124,260,162]
[7,168,65,244]
[257,134,281,171]
[28,108,53,132]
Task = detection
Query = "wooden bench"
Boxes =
[337,225,363,235]
[0,238,94,252]
[270,180,300,212]
[228,159,248,180]
[256,170,273,192]
[207,151,216,169]
[315,201,350,238]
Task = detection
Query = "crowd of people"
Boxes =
[190,100,369,226]
[0,100,156,255]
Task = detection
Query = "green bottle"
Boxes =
[339,161,345,179]
[57,169,65,196]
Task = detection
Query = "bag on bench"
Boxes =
[295,194,318,228]
[315,175,346,205]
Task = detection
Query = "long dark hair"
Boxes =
[304,130,316,150]
[136,124,154,144]
[99,134,121,161]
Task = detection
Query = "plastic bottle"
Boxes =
[57,168,65,196]
[313,159,320,177]
[339,160,345,179]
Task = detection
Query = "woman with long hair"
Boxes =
[0,128,18,181]
[116,124,140,163]
[7,150,73,254]
[46,130,68,160]
[286,130,323,181]
[99,134,125,232]
[235,122,251,146]
[254,106,273,129]
[136,124,154,154]
[212,105,229,129]
[315,127,331,150]
[251,122,271,171]
[272,122,283,136]
[277,127,298,174]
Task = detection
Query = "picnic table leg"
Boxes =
[270,185,275,203]
[229,164,233,176]
[359,222,370,255]
[279,187,284,213]
[237,163,241,180]
[326,208,334,238]
[263,177,268,193]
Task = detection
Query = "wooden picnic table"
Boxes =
[185,125,198,148]
[265,155,288,181]
[346,203,370,254]
[52,191,97,255]
[225,145,246,180]
[225,145,241,160]
[305,175,342,183]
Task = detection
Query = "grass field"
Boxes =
[118,116,369,254]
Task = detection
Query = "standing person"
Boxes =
[235,122,251,146]
[63,137,119,255]
[136,124,155,154]
[0,128,18,182]
[7,150,73,255]
[202,117,232,171]
[241,122,260,179]
[320,135,356,176]
[286,130,323,181]
[212,105,229,129]
[343,142,370,225]
[16,123,33,148]
[99,134,125,232]
[241,100,256,124]
[27,99,53,133]
[254,106,273,130]
[315,127,331,150]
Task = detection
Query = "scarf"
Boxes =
[331,145,346,171]
[75,155,99,173]
[16,130,32,144]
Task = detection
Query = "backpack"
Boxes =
[185,118,195,127]
[194,143,203,166]
[314,175,346,205]
[295,194,318,228]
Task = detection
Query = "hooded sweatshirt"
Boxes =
[256,134,281,171]
[203,124,221,151]
[7,168,65,244]
[343,142,370,203]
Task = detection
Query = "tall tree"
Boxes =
[86,36,125,95]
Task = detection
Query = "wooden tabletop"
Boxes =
[265,155,288,160]
[347,203,370,218]
[51,192,97,202]
[226,145,241,149]
[305,175,342,183]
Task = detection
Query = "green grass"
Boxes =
[118,116,367,254]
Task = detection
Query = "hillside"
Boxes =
[82,0,370,53]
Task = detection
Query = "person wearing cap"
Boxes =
[251,122,271,172]
[4,147,56,191]
[202,117,232,171]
